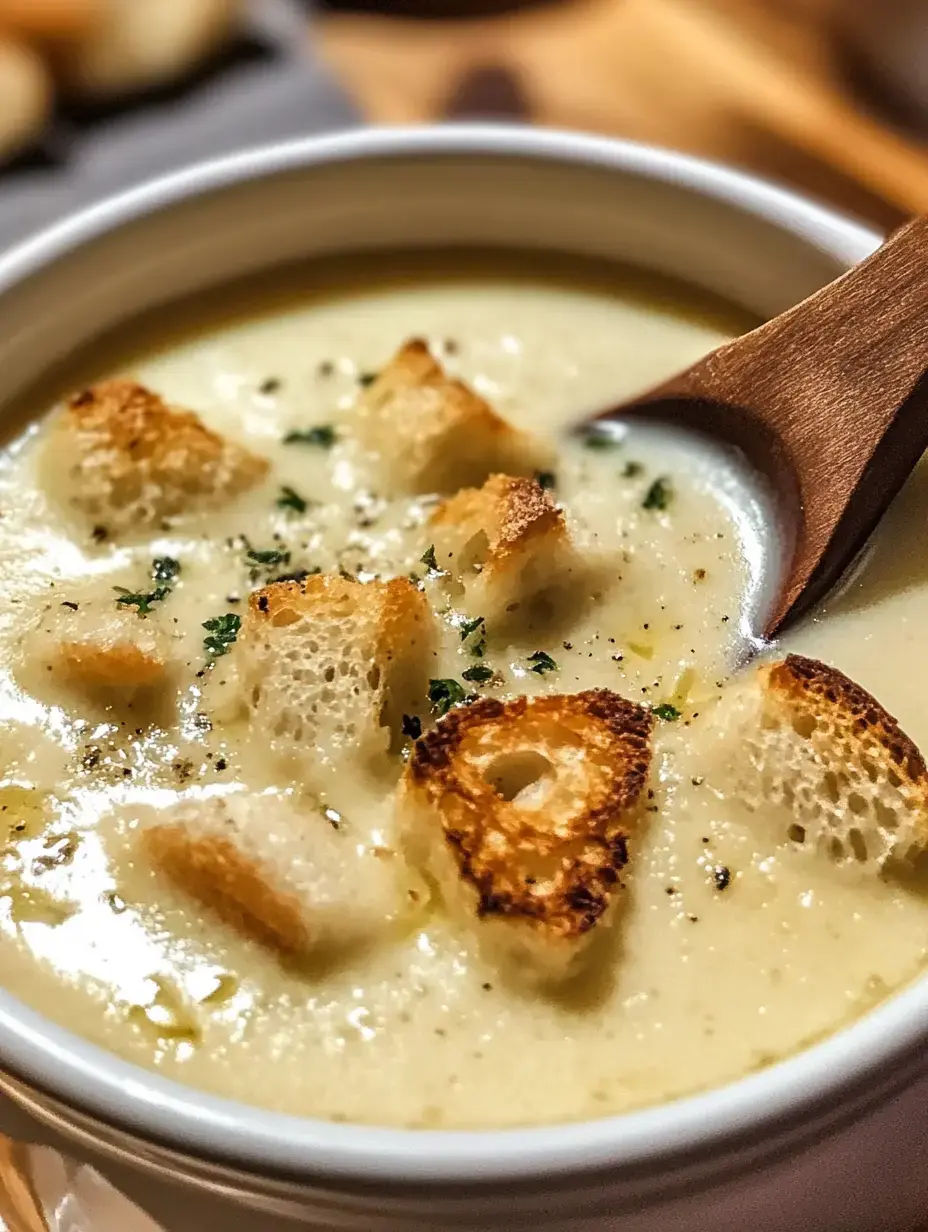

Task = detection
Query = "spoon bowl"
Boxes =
[594,215,928,637]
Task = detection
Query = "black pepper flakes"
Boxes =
[714,865,731,891]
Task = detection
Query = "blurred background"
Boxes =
[1,0,928,237]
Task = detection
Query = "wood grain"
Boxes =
[317,0,928,228]
[604,215,928,635]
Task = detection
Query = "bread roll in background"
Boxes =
[0,0,103,41]
[0,38,52,160]
[60,0,243,101]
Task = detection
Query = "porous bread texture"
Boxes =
[352,339,553,495]
[142,792,413,957]
[238,574,435,785]
[429,473,582,625]
[24,596,172,698]
[54,380,268,532]
[398,690,653,982]
[717,653,928,870]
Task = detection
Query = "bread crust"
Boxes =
[144,824,309,953]
[59,380,268,529]
[764,654,928,796]
[354,340,552,494]
[400,690,653,967]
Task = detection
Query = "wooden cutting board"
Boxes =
[318,0,928,230]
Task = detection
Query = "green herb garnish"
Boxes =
[247,547,291,568]
[584,429,619,450]
[402,714,422,740]
[527,650,557,675]
[428,678,467,717]
[462,664,493,684]
[283,425,336,447]
[643,477,673,511]
[535,471,556,491]
[653,703,681,721]
[277,486,308,514]
[358,372,378,387]
[203,613,241,658]
[622,461,643,478]
[459,615,485,641]
[421,545,439,572]
[113,587,169,616]
[151,557,181,585]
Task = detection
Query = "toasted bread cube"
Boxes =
[711,654,928,870]
[352,340,552,495]
[54,380,268,532]
[25,598,172,698]
[397,690,653,982]
[238,574,435,785]
[142,793,414,957]
[429,474,582,625]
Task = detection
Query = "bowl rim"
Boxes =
[0,124,900,1187]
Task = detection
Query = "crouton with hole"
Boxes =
[352,339,552,495]
[429,473,583,626]
[52,380,268,532]
[24,596,172,700]
[707,653,928,870]
[238,574,435,787]
[397,690,653,982]
[142,792,420,958]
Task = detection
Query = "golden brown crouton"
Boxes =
[352,340,552,495]
[24,597,171,699]
[429,473,582,625]
[398,690,653,981]
[55,380,268,531]
[142,793,415,957]
[237,574,435,787]
[710,653,928,869]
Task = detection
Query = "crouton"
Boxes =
[429,473,582,625]
[712,653,928,870]
[24,597,171,698]
[397,690,653,981]
[55,380,268,531]
[238,574,435,785]
[142,793,415,957]
[352,339,552,495]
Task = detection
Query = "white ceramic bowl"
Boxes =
[0,126,923,1232]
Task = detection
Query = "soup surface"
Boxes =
[0,254,926,1129]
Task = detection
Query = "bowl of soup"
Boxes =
[0,126,924,1230]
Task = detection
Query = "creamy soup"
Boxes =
[0,253,926,1130]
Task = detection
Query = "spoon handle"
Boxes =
[633,215,928,636]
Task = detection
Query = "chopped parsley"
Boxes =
[283,425,336,447]
[459,615,485,640]
[584,428,619,450]
[357,371,378,387]
[203,613,241,658]
[428,678,467,716]
[653,703,681,721]
[113,586,169,616]
[247,547,291,568]
[642,476,673,511]
[259,377,281,395]
[271,567,320,585]
[535,471,556,491]
[527,650,557,675]
[151,556,181,585]
[277,485,308,514]
[622,461,643,478]
[462,664,493,684]
[421,545,439,572]
[402,714,422,740]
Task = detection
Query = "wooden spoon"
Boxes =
[595,214,928,639]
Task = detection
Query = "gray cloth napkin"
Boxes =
[0,0,359,253]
